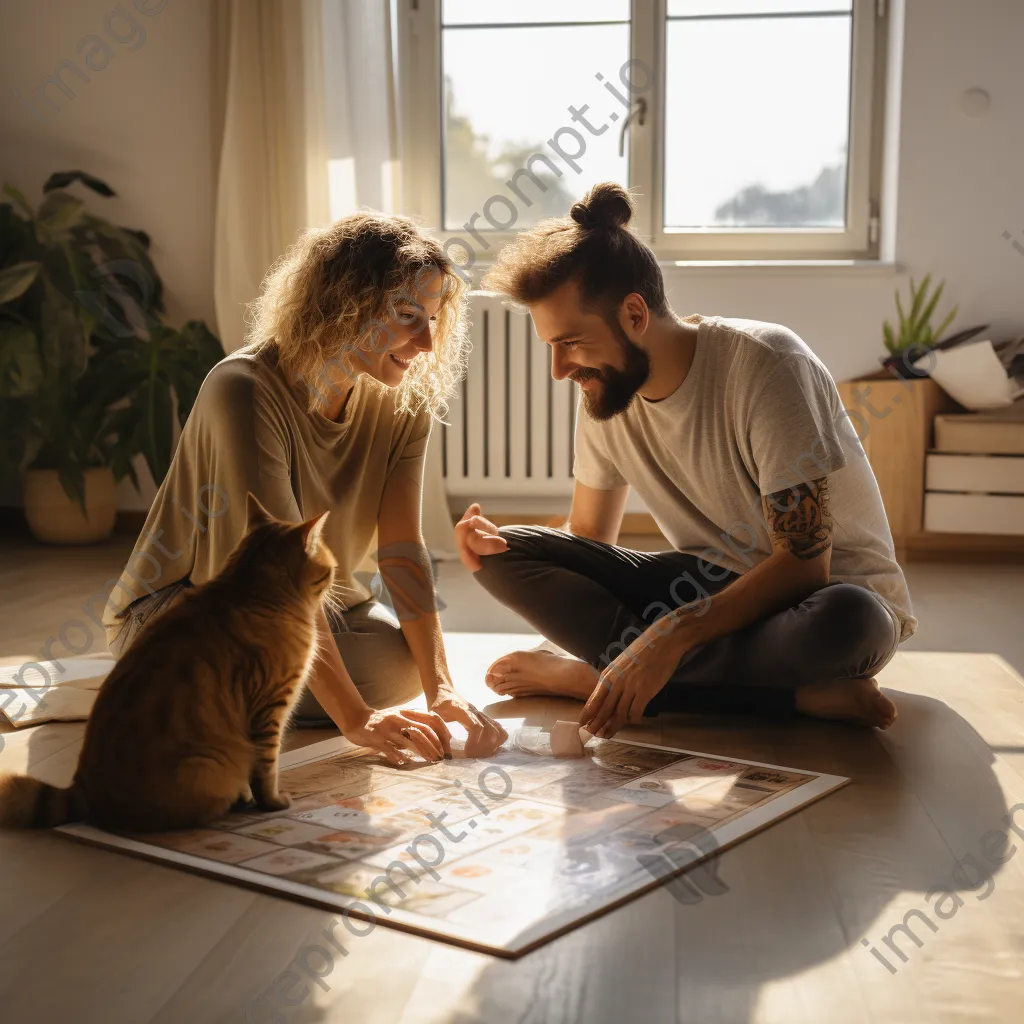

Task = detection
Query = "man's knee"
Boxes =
[809,584,895,667]
[495,524,552,552]
[474,525,549,593]
[493,528,536,552]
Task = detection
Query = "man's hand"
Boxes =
[431,689,508,757]
[579,624,684,739]
[455,503,509,572]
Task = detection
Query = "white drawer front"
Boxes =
[925,454,1024,495]
[924,493,1024,535]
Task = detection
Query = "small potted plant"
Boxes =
[0,171,222,544]
[880,273,963,379]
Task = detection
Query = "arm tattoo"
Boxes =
[761,478,833,561]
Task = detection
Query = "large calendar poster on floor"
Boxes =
[58,725,848,956]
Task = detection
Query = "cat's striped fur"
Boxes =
[0,493,335,833]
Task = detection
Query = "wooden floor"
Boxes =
[2,539,1024,1022]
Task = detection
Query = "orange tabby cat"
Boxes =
[0,493,335,833]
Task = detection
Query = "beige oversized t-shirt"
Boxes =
[573,315,916,641]
[102,346,431,632]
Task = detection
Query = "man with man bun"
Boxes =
[455,182,912,739]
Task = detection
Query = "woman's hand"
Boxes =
[579,625,683,739]
[343,708,453,765]
[431,690,508,757]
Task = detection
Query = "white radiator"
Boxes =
[442,292,578,511]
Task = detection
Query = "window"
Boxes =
[398,0,886,265]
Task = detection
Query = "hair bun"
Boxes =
[569,182,633,231]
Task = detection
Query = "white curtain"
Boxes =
[320,0,401,219]
[212,0,330,354]
[212,0,456,558]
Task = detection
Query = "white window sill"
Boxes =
[468,260,901,283]
[659,260,901,276]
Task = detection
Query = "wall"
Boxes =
[0,0,216,510]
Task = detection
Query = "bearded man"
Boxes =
[455,183,911,738]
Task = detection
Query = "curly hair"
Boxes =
[481,182,668,319]
[246,212,470,417]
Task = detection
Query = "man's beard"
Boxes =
[571,322,651,421]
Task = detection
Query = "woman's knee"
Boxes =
[363,640,421,709]
[335,608,421,708]
[294,609,422,725]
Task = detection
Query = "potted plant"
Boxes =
[0,171,223,544]
[880,274,972,380]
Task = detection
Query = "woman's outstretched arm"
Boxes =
[377,433,507,757]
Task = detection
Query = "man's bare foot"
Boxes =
[485,650,598,700]
[794,678,897,729]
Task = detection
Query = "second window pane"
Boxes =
[664,11,853,230]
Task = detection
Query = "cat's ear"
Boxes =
[300,510,330,554]
[246,492,273,530]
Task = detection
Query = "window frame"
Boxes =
[396,0,888,265]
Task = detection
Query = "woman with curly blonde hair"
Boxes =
[102,212,507,760]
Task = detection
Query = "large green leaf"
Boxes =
[124,228,151,250]
[38,244,98,354]
[74,258,154,341]
[40,278,89,382]
[2,184,33,219]
[106,420,140,489]
[0,324,42,396]
[43,171,116,197]
[0,394,40,478]
[0,261,41,304]
[148,377,174,485]
[76,216,164,316]
[35,191,85,241]
[0,203,41,270]
[57,462,86,514]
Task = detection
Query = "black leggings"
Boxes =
[474,526,901,718]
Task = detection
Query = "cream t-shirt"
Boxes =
[573,315,916,641]
[102,346,431,632]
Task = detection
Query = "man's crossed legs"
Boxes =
[475,526,899,728]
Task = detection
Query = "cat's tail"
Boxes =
[0,773,87,828]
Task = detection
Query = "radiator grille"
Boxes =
[442,293,578,501]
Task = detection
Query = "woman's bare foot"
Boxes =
[794,678,897,729]
[485,649,598,700]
